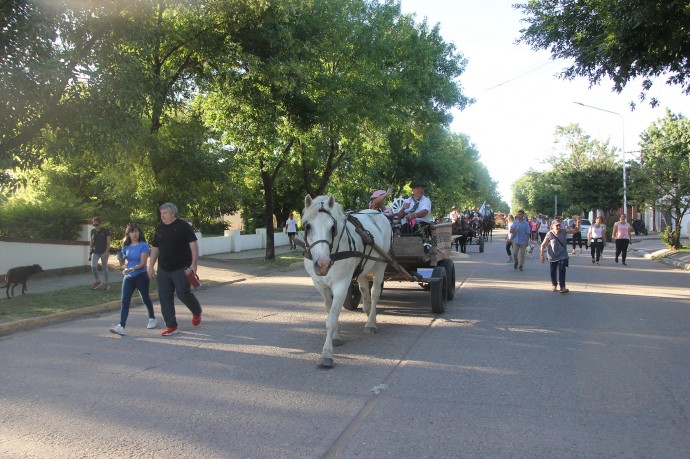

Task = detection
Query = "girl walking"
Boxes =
[109,224,157,335]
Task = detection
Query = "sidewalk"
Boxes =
[7,234,690,296]
[1,234,687,336]
[627,232,690,270]
[21,244,299,295]
[0,245,301,336]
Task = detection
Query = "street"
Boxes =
[1,231,689,458]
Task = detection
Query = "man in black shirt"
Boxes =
[149,203,203,336]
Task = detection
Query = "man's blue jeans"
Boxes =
[157,268,202,328]
[119,273,155,327]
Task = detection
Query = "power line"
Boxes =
[477,60,557,94]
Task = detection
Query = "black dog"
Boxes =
[1,264,44,299]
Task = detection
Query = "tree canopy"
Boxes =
[1,0,503,250]
[512,123,622,216]
[628,110,690,249]
[514,0,690,107]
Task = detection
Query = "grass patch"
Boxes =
[0,279,158,325]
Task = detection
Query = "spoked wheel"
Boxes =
[342,281,362,311]
[478,236,485,253]
[429,266,448,314]
[438,259,456,300]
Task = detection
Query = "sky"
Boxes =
[398,0,689,206]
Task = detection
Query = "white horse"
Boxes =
[302,195,392,368]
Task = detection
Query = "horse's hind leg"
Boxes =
[360,267,383,334]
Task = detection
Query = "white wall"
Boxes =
[1,228,301,274]
[0,241,90,274]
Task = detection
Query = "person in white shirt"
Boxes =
[285,213,299,250]
[397,181,432,236]
[587,216,607,265]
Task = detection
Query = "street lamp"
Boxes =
[573,101,627,213]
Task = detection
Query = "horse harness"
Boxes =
[303,206,390,278]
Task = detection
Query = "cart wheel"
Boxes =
[429,267,447,314]
[478,236,485,253]
[342,282,362,311]
[438,259,456,300]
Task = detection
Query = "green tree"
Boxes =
[546,124,622,215]
[512,169,563,216]
[515,0,690,107]
[629,110,690,249]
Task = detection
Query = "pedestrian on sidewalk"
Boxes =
[285,213,299,250]
[587,216,607,265]
[612,214,632,265]
[540,219,578,293]
[109,224,157,336]
[149,203,203,336]
[89,217,112,291]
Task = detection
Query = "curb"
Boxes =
[633,247,690,271]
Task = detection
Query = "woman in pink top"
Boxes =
[612,214,632,265]
[529,217,538,242]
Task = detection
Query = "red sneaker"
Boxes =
[161,327,178,336]
[192,314,201,326]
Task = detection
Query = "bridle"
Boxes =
[303,204,343,259]
[302,205,387,276]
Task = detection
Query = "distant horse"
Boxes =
[481,213,494,241]
[302,195,392,368]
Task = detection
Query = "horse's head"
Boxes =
[302,194,343,276]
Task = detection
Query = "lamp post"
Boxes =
[573,101,627,213]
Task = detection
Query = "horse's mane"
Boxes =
[302,195,346,223]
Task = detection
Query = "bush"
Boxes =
[0,200,89,240]
[659,226,684,249]
[196,220,229,236]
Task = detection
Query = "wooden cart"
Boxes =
[342,222,456,314]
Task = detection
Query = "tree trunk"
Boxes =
[262,171,276,262]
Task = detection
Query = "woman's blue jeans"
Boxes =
[119,273,155,327]
[549,259,568,289]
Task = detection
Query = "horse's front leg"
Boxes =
[318,280,348,368]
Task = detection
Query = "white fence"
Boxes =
[0,225,299,275]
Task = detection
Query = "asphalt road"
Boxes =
[1,233,689,458]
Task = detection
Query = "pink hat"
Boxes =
[370,189,386,199]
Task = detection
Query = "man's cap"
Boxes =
[410,180,425,188]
